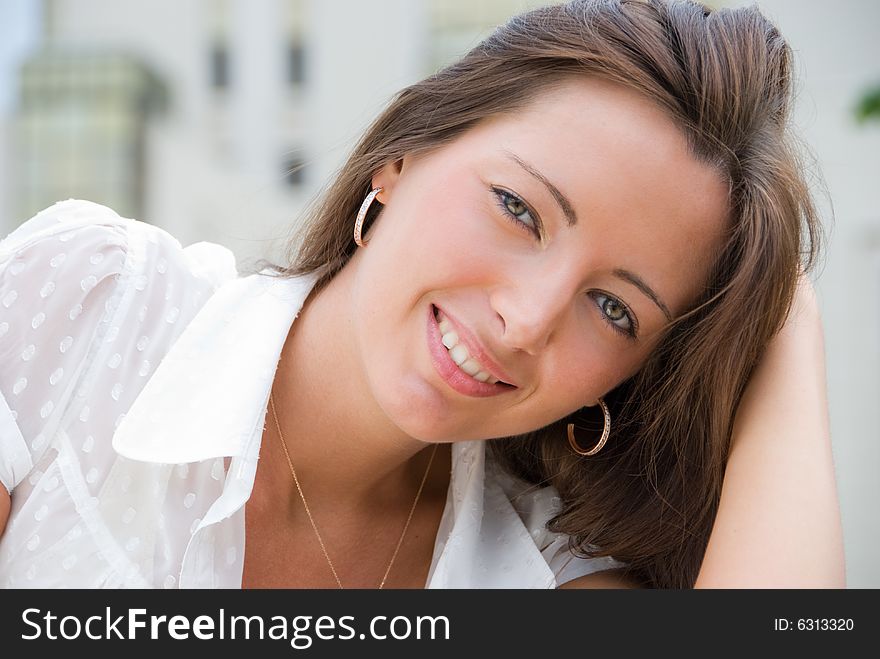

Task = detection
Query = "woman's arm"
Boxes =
[0,487,8,538]
[694,274,846,587]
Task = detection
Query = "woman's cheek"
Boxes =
[425,220,503,282]
[554,336,630,404]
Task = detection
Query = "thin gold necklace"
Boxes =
[268,392,439,589]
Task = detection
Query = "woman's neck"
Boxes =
[268,262,451,517]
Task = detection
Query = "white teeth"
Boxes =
[449,344,468,366]
[460,358,482,376]
[441,331,458,349]
[435,307,501,384]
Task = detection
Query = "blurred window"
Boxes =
[287,41,305,86]
[211,43,229,89]
[283,153,306,187]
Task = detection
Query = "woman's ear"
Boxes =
[371,158,405,204]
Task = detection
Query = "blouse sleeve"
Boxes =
[490,460,629,585]
[0,200,132,493]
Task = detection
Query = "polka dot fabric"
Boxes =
[0,200,622,588]
[0,200,234,587]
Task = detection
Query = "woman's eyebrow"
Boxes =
[614,268,673,322]
[503,149,578,227]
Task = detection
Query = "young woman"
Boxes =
[0,0,844,589]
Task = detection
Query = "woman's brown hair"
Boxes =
[260,0,822,588]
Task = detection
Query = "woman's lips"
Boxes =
[427,304,514,398]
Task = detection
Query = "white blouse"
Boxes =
[0,199,622,588]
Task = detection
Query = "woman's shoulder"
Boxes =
[0,199,238,340]
[0,200,238,493]
[2,199,126,247]
[1,199,237,289]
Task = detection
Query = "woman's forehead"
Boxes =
[463,79,695,167]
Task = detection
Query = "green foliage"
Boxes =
[855,85,880,123]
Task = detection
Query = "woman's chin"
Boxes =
[372,372,466,442]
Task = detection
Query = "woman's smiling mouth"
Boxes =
[427,304,517,398]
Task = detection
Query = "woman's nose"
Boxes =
[491,280,572,355]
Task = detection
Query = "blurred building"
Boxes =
[4,0,547,268]
[16,52,166,220]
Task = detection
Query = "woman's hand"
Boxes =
[694,273,846,587]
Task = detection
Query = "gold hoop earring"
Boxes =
[567,397,611,456]
[354,187,383,247]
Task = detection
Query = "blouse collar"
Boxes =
[113,271,316,464]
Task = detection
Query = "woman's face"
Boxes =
[349,76,728,443]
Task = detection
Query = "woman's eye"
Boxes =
[492,187,540,236]
[591,292,637,339]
